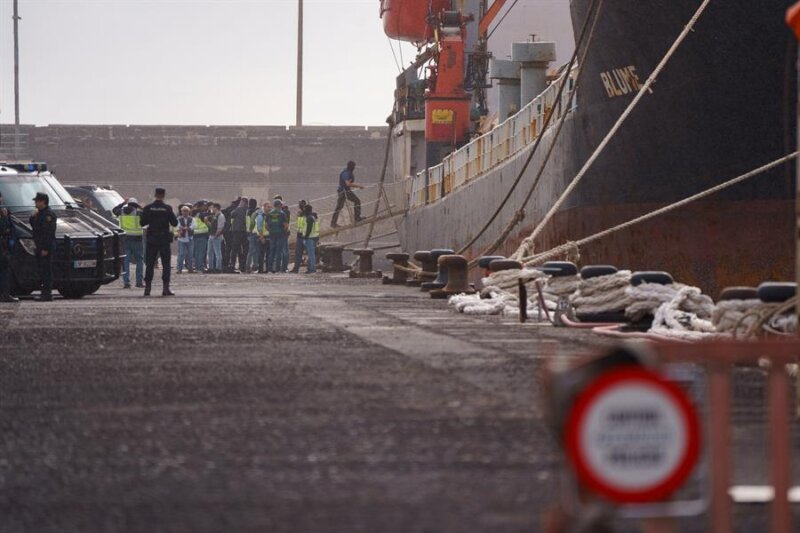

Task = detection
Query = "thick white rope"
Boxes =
[521,151,799,265]
[511,0,713,261]
[570,271,632,315]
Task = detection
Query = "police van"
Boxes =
[0,162,125,299]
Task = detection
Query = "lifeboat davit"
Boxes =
[380,0,451,43]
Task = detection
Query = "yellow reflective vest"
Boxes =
[118,213,143,236]
[308,216,320,239]
[194,215,209,235]
[295,215,307,236]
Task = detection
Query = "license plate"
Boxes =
[73,260,96,269]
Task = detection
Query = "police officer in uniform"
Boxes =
[30,192,57,302]
[0,192,19,303]
[140,188,178,297]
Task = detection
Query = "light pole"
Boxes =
[13,0,21,157]
[296,0,303,127]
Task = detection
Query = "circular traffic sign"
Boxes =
[564,367,701,504]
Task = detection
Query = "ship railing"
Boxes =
[407,65,578,209]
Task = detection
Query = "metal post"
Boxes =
[708,365,732,533]
[13,0,21,158]
[768,365,793,533]
[296,0,303,127]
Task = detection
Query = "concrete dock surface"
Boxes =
[1,273,798,532]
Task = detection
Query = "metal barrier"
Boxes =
[547,340,799,533]
[408,66,579,209]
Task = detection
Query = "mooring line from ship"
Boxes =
[456,0,603,261]
[519,151,799,266]
[363,124,397,250]
[513,0,713,261]
[463,0,605,268]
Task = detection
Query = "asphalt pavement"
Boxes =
[1,272,797,532]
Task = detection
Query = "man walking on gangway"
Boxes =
[330,161,365,228]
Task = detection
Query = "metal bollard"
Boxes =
[321,244,348,273]
[430,255,476,299]
[478,255,505,278]
[383,252,411,285]
[409,251,437,287]
[349,248,382,279]
[488,259,522,273]
[421,248,455,292]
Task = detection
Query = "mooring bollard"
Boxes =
[430,255,475,299]
[488,259,522,273]
[383,252,411,285]
[421,248,455,291]
[478,255,505,278]
[349,248,382,279]
[408,251,436,287]
[322,244,348,273]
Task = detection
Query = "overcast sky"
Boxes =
[0,0,573,126]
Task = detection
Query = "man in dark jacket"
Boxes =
[227,197,248,273]
[0,192,19,302]
[140,188,178,296]
[29,192,57,302]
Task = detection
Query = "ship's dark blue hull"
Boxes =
[398,0,796,296]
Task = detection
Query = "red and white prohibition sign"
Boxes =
[564,367,701,504]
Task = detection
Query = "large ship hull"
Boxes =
[397,0,796,297]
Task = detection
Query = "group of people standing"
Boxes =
[116,189,320,296]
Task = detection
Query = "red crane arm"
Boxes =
[479,0,508,37]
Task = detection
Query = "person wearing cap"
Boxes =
[290,199,308,273]
[192,201,210,273]
[29,192,57,302]
[140,187,178,296]
[266,198,289,273]
[113,197,144,289]
[331,160,365,228]
[0,192,19,302]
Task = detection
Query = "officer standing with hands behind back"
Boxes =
[140,187,178,297]
[30,192,57,302]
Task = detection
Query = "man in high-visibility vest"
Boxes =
[303,203,320,273]
[113,197,144,289]
[290,199,308,273]
[193,201,210,273]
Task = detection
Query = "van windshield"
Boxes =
[0,175,76,213]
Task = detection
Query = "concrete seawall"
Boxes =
[2,124,390,205]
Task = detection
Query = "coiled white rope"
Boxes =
[570,271,632,315]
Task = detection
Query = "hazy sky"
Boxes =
[0,0,573,126]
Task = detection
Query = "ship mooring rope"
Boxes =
[512,0,714,261]
[456,0,604,260]
[520,151,799,266]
